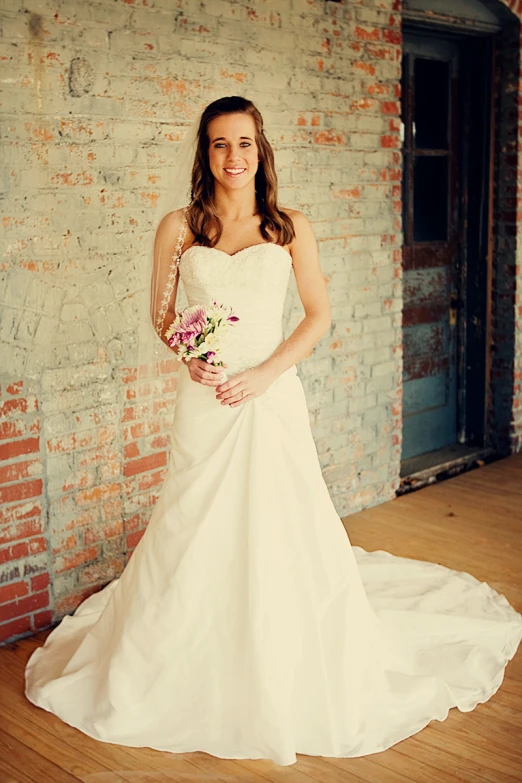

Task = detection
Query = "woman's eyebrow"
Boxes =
[211,136,254,142]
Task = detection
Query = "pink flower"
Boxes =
[179,305,206,334]
[183,332,197,349]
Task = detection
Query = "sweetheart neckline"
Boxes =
[180,243,292,262]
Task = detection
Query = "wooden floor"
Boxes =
[1,454,521,783]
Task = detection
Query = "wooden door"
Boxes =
[401,34,460,461]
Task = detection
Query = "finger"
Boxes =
[230,394,251,407]
[188,367,215,385]
[197,361,220,374]
[220,389,248,404]
[192,357,216,370]
[209,371,228,385]
[200,370,222,381]
[199,365,224,378]
[216,380,237,396]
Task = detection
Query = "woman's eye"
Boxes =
[214,142,251,148]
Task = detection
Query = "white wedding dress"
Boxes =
[25,242,522,767]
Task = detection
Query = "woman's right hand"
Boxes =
[184,357,228,386]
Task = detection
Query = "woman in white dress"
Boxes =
[24,95,522,768]
[151,98,330,400]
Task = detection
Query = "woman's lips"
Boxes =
[224,168,246,178]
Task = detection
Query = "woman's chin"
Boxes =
[215,175,255,192]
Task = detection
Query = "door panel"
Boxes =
[401,34,459,460]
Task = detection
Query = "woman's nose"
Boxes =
[226,145,242,160]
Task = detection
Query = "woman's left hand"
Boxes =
[216,364,276,407]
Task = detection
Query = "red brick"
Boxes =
[383,28,401,45]
[160,358,179,374]
[83,519,124,545]
[33,610,54,630]
[5,381,24,396]
[124,451,166,478]
[152,398,175,416]
[353,61,376,76]
[78,555,124,586]
[138,468,166,492]
[0,579,29,604]
[51,533,78,555]
[54,545,100,574]
[365,44,394,60]
[0,434,40,460]
[0,459,41,485]
[124,509,149,533]
[101,497,122,522]
[55,584,99,614]
[122,406,138,423]
[0,590,49,623]
[61,470,95,492]
[0,420,26,441]
[31,572,50,592]
[75,482,120,507]
[353,26,381,42]
[29,536,47,556]
[124,442,140,460]
[49,170,94,187]
[382,101,400,115]
[47,431,95,454]
[313,130,346,145]
[366,83,391,97]
[127,528,146,550]
[149,434,169,450]
[333,187,361,199]
[0,398,31,417]
[0,614,31,642]
[0,479,43,505]
[381,135,400,149]
[0,502,41,532]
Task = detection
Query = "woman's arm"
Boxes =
[260,209,331,380]
[151,208,185,354]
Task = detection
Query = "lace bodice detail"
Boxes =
[179,243,293,373]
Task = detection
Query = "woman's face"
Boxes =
[207,112,260,194]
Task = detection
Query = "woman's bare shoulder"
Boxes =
[155,207,189,243]
[159,207,188,227]
[279,206,302,219]
[279,207,313,242]
[279,206,310,228]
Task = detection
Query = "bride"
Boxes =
[24,95,522,768]
[152,98,330,401]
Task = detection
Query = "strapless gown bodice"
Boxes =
[180,242,293,373]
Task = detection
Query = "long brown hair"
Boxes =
[187,96,295,247]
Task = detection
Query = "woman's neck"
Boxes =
[213,185,258,221]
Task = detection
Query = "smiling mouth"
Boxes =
[224,168,246,177]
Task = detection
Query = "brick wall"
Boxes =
[490,18,522,453]
[1,0,519,646]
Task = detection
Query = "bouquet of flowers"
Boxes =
[164,301,239,367]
